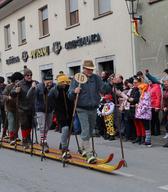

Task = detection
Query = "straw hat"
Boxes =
[83,60,95,70]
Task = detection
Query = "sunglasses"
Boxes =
[26,74,32,77]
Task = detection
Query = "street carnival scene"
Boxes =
[0,0,168,192]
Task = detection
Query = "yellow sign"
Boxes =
[31,46,50,59]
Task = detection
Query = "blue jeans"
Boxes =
[7,112,16,132]
[77,108,97,141]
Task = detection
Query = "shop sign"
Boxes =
[6,56,20,65]
[65,33,101,50]
[31,46,50,59]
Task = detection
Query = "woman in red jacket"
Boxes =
[148,82,162,136]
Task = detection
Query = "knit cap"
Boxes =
[57,74,70,84]
[24,66,32,76]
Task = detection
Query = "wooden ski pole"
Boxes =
[62,89,81,153]
[14,95,19,151]
[31,118,34,156]
[41,91,48,162]
[113,84,127,167]
[33,115,39,144]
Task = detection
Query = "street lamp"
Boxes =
[125,0,143,24]
[125,0,140,19]
[125,0,140,76]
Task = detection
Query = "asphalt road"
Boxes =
[0,130,168,192]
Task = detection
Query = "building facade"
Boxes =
[0,0,133,81]
[134,0,168,76]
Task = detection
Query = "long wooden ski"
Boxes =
[1,141,124,174]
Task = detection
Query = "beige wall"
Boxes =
[0,0,133,81]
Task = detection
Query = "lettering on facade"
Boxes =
[6,56,20,65]
[52,41,62,55]
[31,46,50,59]
[65,33,101,50]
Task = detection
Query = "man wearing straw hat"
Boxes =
[68,60,104,164]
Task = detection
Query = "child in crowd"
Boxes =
[97,94,115,140]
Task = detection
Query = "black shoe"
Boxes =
[103,134,110,140]
[108,135,115,141]
[59,143,62,150]
[40,141,49,153]
[22,139,29,149]
[140,137,145,144]
[62,150,71,159]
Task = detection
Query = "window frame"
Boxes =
[18,17,26,45]
[65,0,79,29]
[4,24,11,50]
[39,5,49,38]
[94,0,112,20]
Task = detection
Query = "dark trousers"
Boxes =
[151,109,160,135]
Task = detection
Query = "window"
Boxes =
[18,17,26,45]
[4,24,11,49]
[94,0,111,18]
[98,0,111,15]
[39,6,49,37]
[66,0,79,27]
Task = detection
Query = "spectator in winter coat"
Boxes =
[135,83,152,147]
[0,76,7,136]
[162,78,168,147]
[148,82,162,135]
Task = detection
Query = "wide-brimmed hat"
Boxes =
[11,72,23,82]
[83,60,95,70]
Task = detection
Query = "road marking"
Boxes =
[158,185,168,191]
[115,171,156,183]
[115,171,134,177]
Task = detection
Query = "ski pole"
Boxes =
[74,134,81,153]
[91,136,97,157]
[113,84,127,167]
[41,91,48,162]
[62,89,81,153]
[62,84,81,167]
[34,116,39,144]
[31,121,34,156]
[14,95,19,151]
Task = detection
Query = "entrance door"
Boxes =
[41,69,53,80]
[96,55,115,75]
[69,66,80,76]
[98,60,114,74]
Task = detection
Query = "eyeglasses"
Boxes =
[26,74,32,77]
